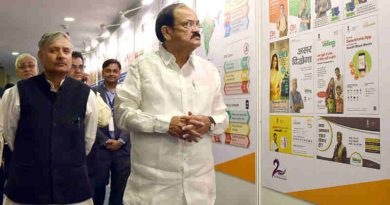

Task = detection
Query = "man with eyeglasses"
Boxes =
[0,53,39,203]
[115,3,228,205]
[70,51,91,84]
[68,51,112,201]
[15,53,39,80]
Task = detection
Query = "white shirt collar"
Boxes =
[158,45,195,69]
[46,78,65,92]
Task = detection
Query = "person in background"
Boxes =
[70,51,92,85]
[69,51,111,199]
[115,3,228,204]
[0,53,40,204]
[92,59,130,205]
[14,53,39,80]
[1,31,97,205]
[70,51,111,127]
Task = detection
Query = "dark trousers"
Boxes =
[93,149,130,205]
[0,145,12,204]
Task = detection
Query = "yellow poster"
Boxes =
[270,115,292,154]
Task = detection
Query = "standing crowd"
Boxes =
[0,3,228,205]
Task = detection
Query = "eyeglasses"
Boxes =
[18,64,36,70]
[180,20,202,30]
[71,64,85,70]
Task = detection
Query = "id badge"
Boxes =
[109,117,115,132]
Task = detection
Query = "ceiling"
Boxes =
[0,0,141,79]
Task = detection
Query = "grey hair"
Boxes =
[38,31,72,50]
[15,53,38,70]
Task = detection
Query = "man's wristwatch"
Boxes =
[208,116,216,131]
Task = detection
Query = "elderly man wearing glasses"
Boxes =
[15,53,39,80]
[115,3,228,205]
[0,53,39,203]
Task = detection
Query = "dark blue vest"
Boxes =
[5,74,92,204]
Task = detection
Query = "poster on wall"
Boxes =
[314,26,343,114]
[270,115,315,157]
[223,98,251,149]
[313,0,342,28]
[269,0,289,40]
[262,0,389,204]
[289,34,314,113]
[288,0,312,35]
[270,39,290,113]
[344,0,377,19]
[344,16,378,114]
[316,116,380,169]
[196,0,257,183]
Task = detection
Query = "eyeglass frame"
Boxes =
[17,63,37,70]
[176,20,202,30]
[71,64,86,70]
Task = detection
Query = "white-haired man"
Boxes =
[14,53,39,80]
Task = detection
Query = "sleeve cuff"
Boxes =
[153,115,171,133]
[118,138,126,145]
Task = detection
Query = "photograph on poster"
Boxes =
[270,115,315,157]
[289,0,312,34]
[344,16,378,114]
[316,117,380,169]
[270,39,290,113]
[313,0,341,28]
[289,34,314,113]
[269,0,289,39]
[344,0,377,19]
[314,26,343,114]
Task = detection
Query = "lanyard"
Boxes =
[105,92,115,112]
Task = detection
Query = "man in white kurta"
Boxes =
[114,3,228,205]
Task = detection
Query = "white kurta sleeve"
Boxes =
[1,87,21,151]
[209,67,229,135]
[114,61,170,134]
[84,90,98,155]
[96,92,111,127]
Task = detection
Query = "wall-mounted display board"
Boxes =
[261,0,390,204]
[196,0,257,183]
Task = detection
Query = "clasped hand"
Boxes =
[168,112,212,143]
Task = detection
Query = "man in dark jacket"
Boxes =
[0,31,97,205]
